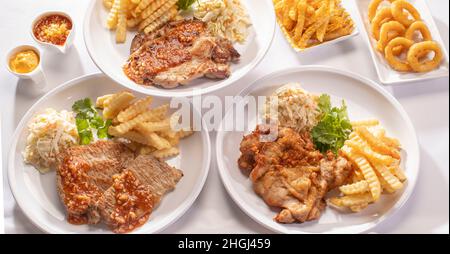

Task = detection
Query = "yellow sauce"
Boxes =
[9,50,39,74]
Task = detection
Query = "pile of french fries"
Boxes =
[104,0,180,43]
[330,119,407,212]
[96,91,192,158]
[273,0,354,50]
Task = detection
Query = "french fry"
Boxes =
[374,164,404,191]
[136,119,170,133]
[152,147,180,158]
[354,127,401,159]
[373,129,401,149]
[116,0,128,43]
[103,91,135,119]
[148,133,171,150]
[108,105,168,135]
[141,0,167,20]
[177,129,194,139]
[339,180,369,195]
[282,0,296,31]
[298,3,328,48]
[117,96,153,123]
[96,94,115,108]
[351,119,380,127]
[346,139,394,165]
[138,0,177,31]
[341,146,382,201]
[139,145,157,155]
[134,0,153,16]
[316,0,334,42]
[107,0,121,29]
[293,0,307,41]
[143,6,177,34]
[350,203,369,212]
[329,193,374,208]
[389,165,407,182]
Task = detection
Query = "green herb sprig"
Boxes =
[72,98,112,145]
[311,94,352,154]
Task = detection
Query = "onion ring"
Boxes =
[371,7,394,40]
[368,0,396,22]
[405,21,432,41]
[385,37,414,72]
[407,41,443,72]
[377,21,405,53]
[391,0,421,27]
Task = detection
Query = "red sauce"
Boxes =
[33,14,72,46]
[59,157,102,224]
[109,170,154,233]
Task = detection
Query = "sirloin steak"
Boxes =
[124,19,240,88]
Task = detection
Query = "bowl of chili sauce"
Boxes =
[31,11,74,54]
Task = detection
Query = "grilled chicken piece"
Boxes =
[238,125,352,223]
[123,19,240,88]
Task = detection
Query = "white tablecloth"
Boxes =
[1,0,448,234]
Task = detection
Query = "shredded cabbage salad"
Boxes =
[193,0,252,43]
[23,108,79,173]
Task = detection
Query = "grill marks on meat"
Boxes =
[238,125,352,223]
[56,141,182,232]
[123,19,240,88]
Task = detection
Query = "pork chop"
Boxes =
[123,19,240,88]
[56,141,134,225]
[101,170,156,233]
[101,155,183,232]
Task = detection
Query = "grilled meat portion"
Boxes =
[56,141,134,225]
[57,141,183,232]
[101,170,156,233]
[123,19,240,88]
[238,125,352,223]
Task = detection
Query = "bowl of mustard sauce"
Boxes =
[6,45,45,84]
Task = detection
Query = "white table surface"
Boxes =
[1,0,448,234]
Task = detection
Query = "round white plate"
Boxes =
[8,74,211,234]
[216,66,420,234]
[83,0,276,98]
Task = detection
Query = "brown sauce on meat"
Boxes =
[109,170,154,233]
[123,20,206,85]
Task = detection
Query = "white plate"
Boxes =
[216,66,420,234]
[83,0,276,98]
[8,74,211,234]
[292,0,360,53]
[355,0,449,85]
